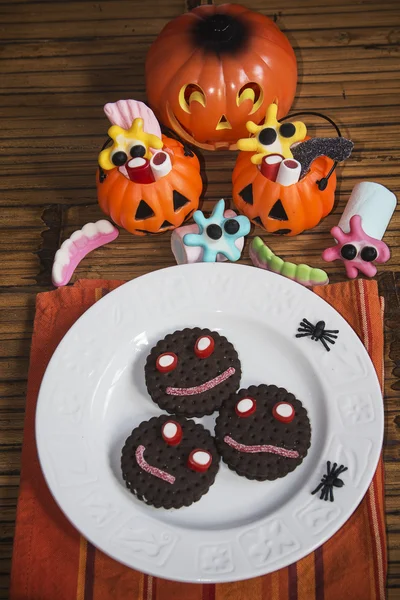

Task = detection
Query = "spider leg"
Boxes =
[325,329,339,335]
[327,461,331,475]
[335,465,348,476]
[331,462,338,474]
[323,487,329,501]
[323,333,338,342]
[298,325,312,334]
[320,487,327,500]
[324,331,338,338]
[302,318,314,329]
[311,482,324,495]
[329,486,334,502]
[296,332,312,338]
[320,338,331,352]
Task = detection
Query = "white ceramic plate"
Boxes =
[36,263,383,583]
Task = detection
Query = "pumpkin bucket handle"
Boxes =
[279,111,342,191]
[98,137,113,183]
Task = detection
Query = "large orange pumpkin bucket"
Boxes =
[145,4,298,151]
[96,135,202,236]
[232,111,348,236]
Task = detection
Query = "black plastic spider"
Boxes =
[296,318,339,352]
[311,461,348,502]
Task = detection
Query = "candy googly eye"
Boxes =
[111,150,128,166]
[279,122,296,138]
[272,402,295,423]
[206,224,222,240]
[340,244,357,260]
[224,219,240,235]
[235,397,257,417]
[258,127,277,146]
[156,352,178,373]
[187,449,212,472]
[361,246,378,262]
[161,420,182,446]
[129,143,146,158]
[194,335,215,359]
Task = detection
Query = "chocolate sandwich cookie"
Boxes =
[145,327,241,417]
[121,415,220,509]
[215,384,311,481]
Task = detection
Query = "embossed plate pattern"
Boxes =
[36,264,383,583]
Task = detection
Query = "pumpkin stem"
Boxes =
[192,12,248,54]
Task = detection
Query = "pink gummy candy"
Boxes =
[104,99,162,139]
[322,215,390,279]
[52,220,119,287]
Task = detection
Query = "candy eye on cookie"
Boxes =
[161,420,183,446]
[194,335,215,359]
[235,397,256,417]
[156,352,178,373]
[272,401,295,423]
[188,449,212,472]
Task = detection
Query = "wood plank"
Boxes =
[1,0,400,597]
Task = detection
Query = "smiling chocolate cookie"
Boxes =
[144,328,241,417]
[215,384,311,481]
[121,415,220,509]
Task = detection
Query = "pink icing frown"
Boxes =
[224,435,299,459]
[166,366,235,396]
[135,445,175,484]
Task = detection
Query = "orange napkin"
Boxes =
[10,279,386,600]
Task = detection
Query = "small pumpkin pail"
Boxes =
[232,148,336,237]
[97,135,202,236]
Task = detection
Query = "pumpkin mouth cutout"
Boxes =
[216,115,232,130]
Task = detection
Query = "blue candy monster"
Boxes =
[183,199,250,262]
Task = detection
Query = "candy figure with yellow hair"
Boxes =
[98,118,163,170]
[237,103,307,165]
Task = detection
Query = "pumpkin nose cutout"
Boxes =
[216,115,232,130]
[268,200,288,221]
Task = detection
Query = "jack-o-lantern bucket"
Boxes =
[232,149,336,236]
[145,4,297,151]
[96,136,202,236]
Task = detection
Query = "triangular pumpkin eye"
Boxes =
[269,200,288,221]
[173,190,190,211]
[160,220,173,228]
[239,184,253,205]
[135,200,155,220]
[253,217,263,226]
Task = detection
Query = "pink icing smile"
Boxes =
[135,445,175,484]
[166,366,235,396]
[224,435,300,459]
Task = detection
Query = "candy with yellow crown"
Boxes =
[237,103,307,165]
[98,118,163,170]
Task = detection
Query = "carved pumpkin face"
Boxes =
[97,136,202,236]
[146,4,297,151]
[232,149,336,236]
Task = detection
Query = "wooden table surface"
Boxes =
[1,0,400,597]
